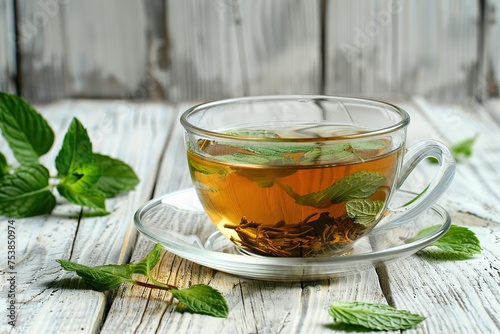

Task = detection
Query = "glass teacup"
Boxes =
[180,96,455,257]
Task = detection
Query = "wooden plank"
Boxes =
[410,97,500,222]
[16,1,167,103]
[485,0,500,97]
[15,0,68,102]
[325,0,479,100]
[374,98,500,333]
[166,0,321,102]
[100,104,394,334]
[381,211,500,333]
[0,0,17,93]
[0,101,173,333]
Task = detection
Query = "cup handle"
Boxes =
[380,140,456,226]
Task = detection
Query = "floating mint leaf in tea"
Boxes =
[224,129,280,138]
[300,140,387,165]
[296,171,386,208]
[346,199,384,226]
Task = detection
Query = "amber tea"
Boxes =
[187,125,402,257]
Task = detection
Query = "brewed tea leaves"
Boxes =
[296,171,385,208]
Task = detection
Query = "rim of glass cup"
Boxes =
[180,95,410,142]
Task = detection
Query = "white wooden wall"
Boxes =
[0,0,499,103]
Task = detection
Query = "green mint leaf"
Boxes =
[92,153,140,198]
[346,199,384,226]
[55,117,93,177]
[170,285,229,318]
[187,154,230,176]
[217,152,275,165]
[0,151,9,178]
[126,243,164,282]
[57,184,107,212]
[0,164,56,217]
[414,224,482,259]
[57,162,106,211]
[224,129,280,138]
[300,140,387,165]
[217,153,296,187]
[451,135,477,162]
[300,143,352,165]
[328,301,426,331]
[240,145,314,156]
[296,171,385,208]
[0,92,55,165]
[429,135,477,164]
[350,140,387,151]
[57,260,135,291]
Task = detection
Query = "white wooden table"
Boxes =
[1,97,499,334]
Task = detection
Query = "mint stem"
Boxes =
[134,280,177,291]
[273,178,300,200]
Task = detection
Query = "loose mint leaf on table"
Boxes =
[409,224,482,259]
[93,153,140,198]
[346,199,384,226]
[0,92,55,165]
[171,284,229,318]
[328,301,426,331]
[57,243,228,318]
[57,260,135,291]
[0,164,56,217]
[429,135,477,164]
[450,135,477,162]
[296,171,385,208]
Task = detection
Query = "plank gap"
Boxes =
[375,264,395,307]
[12,0,21,95]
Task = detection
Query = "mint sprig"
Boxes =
[0,92,139,217]
[57,243,229,318]
[328,301,425,331]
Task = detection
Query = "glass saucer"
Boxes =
[134,188,450,282]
